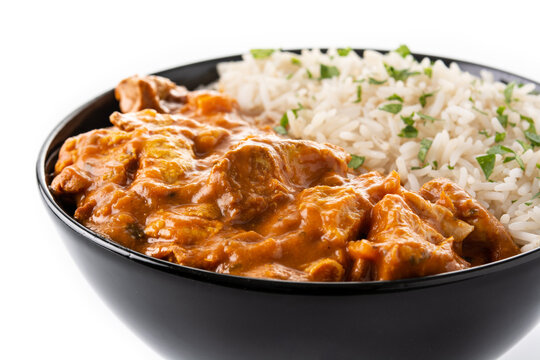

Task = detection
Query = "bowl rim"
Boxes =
[37,49,540,295]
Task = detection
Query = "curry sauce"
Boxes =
[50,75,519,281]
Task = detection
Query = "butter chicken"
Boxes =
[51,75,519,281]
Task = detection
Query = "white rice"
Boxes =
[217,48,540,252]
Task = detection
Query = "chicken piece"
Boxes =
[348,194,470,281]
[306,258,345,282]
[115,75,188,114]
[419,178,519,264]
[401,190,474,244]
[110,110,232,156]
[195,136,350,224]
[351,171,402,204]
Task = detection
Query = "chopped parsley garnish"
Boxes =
[348,154,365,169]
[250,49,275,59]
[517,139,532,151]
[379,103,402,114]
[472,106,488,116]
[398,125,418,138]
[384,63,420,82]
[291,57,302,66]
[423,67,433,78]
[448,165,455,170]
[417,112,439,123]
[418,138,433,163]
[277,103,304,134]
[525,202,533,206]
[503,156,516,164]
[286,73,293,80]
[411,165,429,170]
[419,92,434,107]
[401,113,415,125]
[337,47,351,56]
[521,115,540,147]
[495,132,506,143]
[432,160,439,169]
[532,191,540,200]
[476,154,496,180]
[368,77,387,85]
[354,85,362,103]
[504,82,516,104]
[398,113,417,138]
[387,93,403,102]
[487,145,524,170]
[273,125,288,135]
[496,106,508,128]
[394,44,411,58]
[320,64,340,79]
[306,69,313,79]
[525,132,540,146]
[479,130,490,137]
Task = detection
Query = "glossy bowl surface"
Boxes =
[37,50,540,360]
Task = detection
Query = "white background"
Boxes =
[1,1,539,358]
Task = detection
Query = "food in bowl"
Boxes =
[51,47,540,281]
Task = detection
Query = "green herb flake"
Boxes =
[418,138,433,163]
[306,69,313,79]
[417,112,439,123]
[384,63,420,82]
[394,44,411,58]
[320,64,340,79]
[533,191,540,200]
[250,49,275,59]
[279,104,304,130]
[525,201,533,206]
[479,130,490,137]
[348,154,365,169]
[354,85,362,103]
[503,156,516,163]
[401,113,415,125]
[273,125,288,135]
[476,154,496,180]
[536,163,540,169]
[504,82,516,104]
[487,145,514,155]
[337,47,351,56]
[398,125,418,138]
[525,132,540,146]
[472,106,488,116]
[448,165,455,170]
[291,57,301,66]
[423,67,433,78]
[379,103,403,114]
[495,132,506,143]
[286,73,293,80]
[411,165,429,170]
[487,145,524,169]
[517,139,532,151]
[496,106,508,128]
[387,93,403,102]
[419,92,434,107]
[432,160,439,169]
[369,77,387,85]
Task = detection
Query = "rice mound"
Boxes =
[217,48,540,252]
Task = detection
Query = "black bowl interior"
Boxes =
[38,49,540,295]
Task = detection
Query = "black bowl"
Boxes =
[37,50,540,360]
